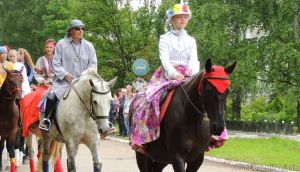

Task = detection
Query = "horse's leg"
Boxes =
[42,135,52,172]
[14,128,21,166]
[153,161,167,172]
[135,151,153,172]
[7,137,16,172]
[86,138,102,172]
[53,142,63,172]
[171,154,185,172]
[26,132,35,172]
[65,140,79,172]
[19,131,26,164]
[186,153,204,172]
[0,137,5,170]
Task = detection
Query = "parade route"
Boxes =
[2,137,259,172]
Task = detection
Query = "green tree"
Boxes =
[0,0,50,60]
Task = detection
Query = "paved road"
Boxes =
[1,137,258,172]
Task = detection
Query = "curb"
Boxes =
[106,136,297,172]
[204,156,297,172]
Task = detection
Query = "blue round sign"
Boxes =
[132,59,149,76]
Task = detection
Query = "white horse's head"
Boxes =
[81,69,117,134]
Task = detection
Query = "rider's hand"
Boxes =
[64,74,73,82]
[175,74,184,81]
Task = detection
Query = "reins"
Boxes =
[179,72,229,119]
[179,84,205,117]
[70,81,110,120]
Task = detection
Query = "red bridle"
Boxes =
[198,66,230,95]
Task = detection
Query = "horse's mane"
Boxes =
[183,71,204,91]
[80,68,102,80]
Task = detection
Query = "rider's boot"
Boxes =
[39,98,56,132]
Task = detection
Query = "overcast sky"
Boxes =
[126,0,162,11]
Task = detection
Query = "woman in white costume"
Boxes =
[130,3,200,148]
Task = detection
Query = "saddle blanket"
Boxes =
[20,86,48,137]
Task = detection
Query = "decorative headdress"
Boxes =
[166,3,192,24]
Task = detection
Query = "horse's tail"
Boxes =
[37,141,62,172]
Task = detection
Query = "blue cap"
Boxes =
[0,46,7,54]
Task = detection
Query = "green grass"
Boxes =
[112,123,129,140]
[206,137,300,171]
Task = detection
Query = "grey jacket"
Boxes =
[52,37,97,99]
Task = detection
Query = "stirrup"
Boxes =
[39,118,51,132]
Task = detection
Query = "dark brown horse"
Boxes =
[0,68,23,172]
[131,59,236,172]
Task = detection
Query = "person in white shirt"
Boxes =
[130,3,200,147]
[9,49,31,97]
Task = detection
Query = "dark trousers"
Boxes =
[45,97,58,119]
[109,112,116,127]
[117,112,126,136]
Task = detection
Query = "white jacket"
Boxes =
[13,62,31,97]
[159,29,200,79]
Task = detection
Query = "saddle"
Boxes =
[159,90,170,108]
[159,89,176,122]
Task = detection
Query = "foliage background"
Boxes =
[0,0,299,128]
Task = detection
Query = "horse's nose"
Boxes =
[98,128,103,134]
[211,123,224,136]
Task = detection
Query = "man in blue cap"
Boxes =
[39,19,97,132]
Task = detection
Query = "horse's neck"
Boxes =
[75,79,91,99]
[183,73,203,105]
[0,81,11,98]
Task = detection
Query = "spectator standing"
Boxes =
[123,85,134,136]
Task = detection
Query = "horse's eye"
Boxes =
[93,100,97,104]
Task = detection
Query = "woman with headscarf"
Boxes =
[0,46,14,87]
[34,39,56,86]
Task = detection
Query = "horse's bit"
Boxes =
[70,82,110,120]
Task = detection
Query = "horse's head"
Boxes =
[2,67,23,100]
[199,59,236,136]
[89,76,117,135]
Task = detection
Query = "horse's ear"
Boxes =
[225,61,236,75]
[108,76,117,88]
[205,58,213,72]
[89,79,94,87]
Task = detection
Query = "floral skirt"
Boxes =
[130,65,189,145]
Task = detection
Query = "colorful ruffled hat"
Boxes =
[166,3,192,24]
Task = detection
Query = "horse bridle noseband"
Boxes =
[180,73,229,118]
[71,82,110,121]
